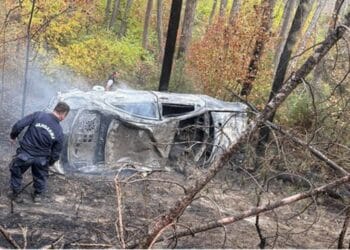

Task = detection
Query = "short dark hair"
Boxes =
[54,101,70,114]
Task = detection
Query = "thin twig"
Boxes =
[114,177,126,249]
[0,225,21,249]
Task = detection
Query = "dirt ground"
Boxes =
[0,149,349,248]
[0,105,349,249]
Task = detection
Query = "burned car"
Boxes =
[48,87,248,175]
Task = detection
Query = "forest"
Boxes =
[0,0,350,248]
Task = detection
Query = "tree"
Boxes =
[21,0,36,117]
[158,0,183,91]
[313,0,346,86]
[142,0,153,49]
[228,0,241,24]
[257,0,312,147]
[240,0,276,96]
[105,0,112,26]
[156,0,164,61]
[291,0,326,70]
[208,0,218,25]
[273,0,297,73]
[109,0,120,30]
[177,0,197,59]
[219,0,227,17]
[118,0,134,37]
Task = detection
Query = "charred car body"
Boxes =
[48,87,248,175]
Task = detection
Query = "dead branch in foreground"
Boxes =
[0,225,21,249]
[131,12,350,248]
[168,174,350,240]
[128,174,350,248]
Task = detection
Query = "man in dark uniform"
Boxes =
[9,101,70,203]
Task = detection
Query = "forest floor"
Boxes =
[0,143,348,248]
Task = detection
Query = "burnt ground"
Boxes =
[0,108,349,248]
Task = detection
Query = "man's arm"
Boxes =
[49,134,63,165]
[10,112,37,140]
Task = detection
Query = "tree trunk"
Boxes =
[156,0,164,62]
[105,0,112,26]
[257,0,312,147]
[142,0,153,49]
[118,0,133,38]
[219,0,227,17]
[240,0,275,96]
[158,0,182,91]
[133,12,350,247]
[1,0,6,108]
[177,0,197,59]
[109,0,120,30]
[313,0,345,85]
[22,0,36,117]
[208,0,217,25]
[292,0,326,69]
[228,0,241,25]
[273,0,296,73]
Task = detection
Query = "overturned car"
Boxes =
[48,87,248,175]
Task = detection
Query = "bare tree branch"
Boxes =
[157,174,350,245]
[0,225,21,249]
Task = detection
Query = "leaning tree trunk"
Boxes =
[156,0,164,62]
[240,0,276,96]
[118,0,133,38]
[133,12,350,248]
[257,0,312,148]
[109,0,120,30]
[177,0,197,59]
[22,0,36,117]
[142,0,153,49]
[158,0,183,91]
[228,0,241,25]
[273,0,296,73]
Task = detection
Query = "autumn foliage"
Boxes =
[188,5,271,101]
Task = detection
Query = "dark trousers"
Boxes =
[10,154,49,194]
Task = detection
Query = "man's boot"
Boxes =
[8,190,23,203]
[31,192,43,203]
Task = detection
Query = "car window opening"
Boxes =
[162,103,195,117]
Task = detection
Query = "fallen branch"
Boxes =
[0,225,21,249]
[133,12,350,249]
[70,243,112,248]
[151,174,350,246]
[114,177,126,249]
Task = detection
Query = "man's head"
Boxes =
[53,101,70,121]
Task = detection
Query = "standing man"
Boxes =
[9,101,70,203]
[105,71,120,91]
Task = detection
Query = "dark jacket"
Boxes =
[10,111,64,163]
